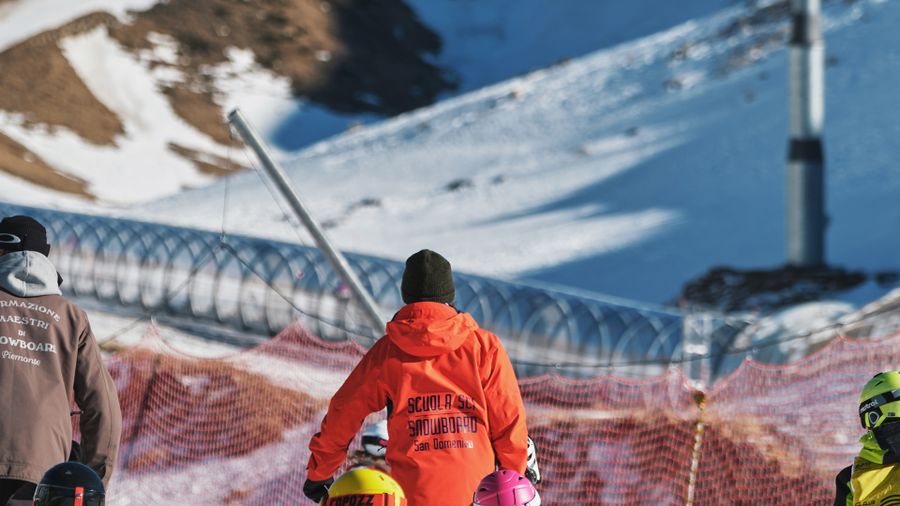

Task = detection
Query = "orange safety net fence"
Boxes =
[99,324,366,505]
[694,333,900,505]
[87,323,895,505]
[520,373,699,504]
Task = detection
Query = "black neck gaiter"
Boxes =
[873,420,900,463]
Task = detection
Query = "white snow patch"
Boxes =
[142,32,179,65]
[727,301,856,365]
[0,0,159,53]
[208,47,378,155]
[206,47,297,143]
[0,26,231,204]
[0,167,86,209]
[108,425,318,505]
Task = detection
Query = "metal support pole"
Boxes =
[786,0,826,266]
[227,108,386,333]
[682,311,711,390]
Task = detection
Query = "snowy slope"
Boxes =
[270,0,738,148]
[20,28,219,203]
[134,0,900,306]
[405,0,735,92]
[0,0,159,208]
[0,0,744,200]
[0,0,358,203]
[0,26,347,205]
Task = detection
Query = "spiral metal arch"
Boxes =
[0,203,750,377]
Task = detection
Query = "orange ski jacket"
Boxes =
[307,302,528,505]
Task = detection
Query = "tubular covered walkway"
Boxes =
[0,202,740,377]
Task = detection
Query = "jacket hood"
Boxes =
[0,251,62,297]
[386,302,477,357]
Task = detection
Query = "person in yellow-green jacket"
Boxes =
[835,371,900,506]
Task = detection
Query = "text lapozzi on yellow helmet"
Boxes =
[321,467,406,506]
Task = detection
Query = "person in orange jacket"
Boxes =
[304,249,529,505]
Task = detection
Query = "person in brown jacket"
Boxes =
[0,216,121,506]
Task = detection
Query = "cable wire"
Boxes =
[238,142,313,247]
[224,131,383,344]
[219,241,380,343]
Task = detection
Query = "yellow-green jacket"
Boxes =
[835,432,900,506]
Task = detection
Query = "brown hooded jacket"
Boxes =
[0,251,121,487]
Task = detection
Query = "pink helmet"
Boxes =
[473,469,541,506]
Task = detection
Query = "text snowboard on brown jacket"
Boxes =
[0,247,122,488]
[307,301,529,505]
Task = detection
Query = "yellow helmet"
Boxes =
[321,467,406,506]
[859,371,900,429]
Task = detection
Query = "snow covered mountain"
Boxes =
[0,0,731,205]
[132,0,900,306]
[0,0,455,204]
[1,0,898,308]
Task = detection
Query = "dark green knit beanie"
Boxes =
[401,249,455,304]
